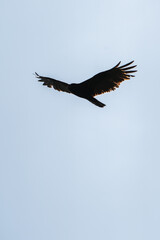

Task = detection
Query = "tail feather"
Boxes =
[88,97,106,108]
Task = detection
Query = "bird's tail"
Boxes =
[88,97,106,108]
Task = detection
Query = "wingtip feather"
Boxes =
[119,60,135,69]
[115,61,121,68]
[35,72,40,78]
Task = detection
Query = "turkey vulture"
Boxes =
[35,61,137,107]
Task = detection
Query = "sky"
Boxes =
[1,0,160,239]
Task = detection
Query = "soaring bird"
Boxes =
[35,61,137,108]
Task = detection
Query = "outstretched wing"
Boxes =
[35,73,71,93]
[80,61,137,96]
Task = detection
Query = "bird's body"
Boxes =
[35,61,137,107]
[69,83,106,107]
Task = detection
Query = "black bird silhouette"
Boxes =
[35,61,137,107]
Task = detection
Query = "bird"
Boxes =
[35,61,137,108]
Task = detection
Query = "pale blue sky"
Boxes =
[1,0,160,239]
